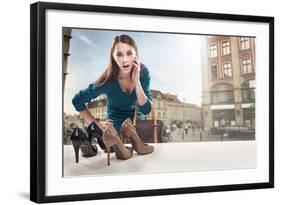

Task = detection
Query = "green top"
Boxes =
[72,66,152,132]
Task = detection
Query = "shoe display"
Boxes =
[102,124,133,166]
[70,127,98,163]
[120,118,154,155]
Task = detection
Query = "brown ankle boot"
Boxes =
[120,118,154,155]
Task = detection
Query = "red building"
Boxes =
[201,36,256,130]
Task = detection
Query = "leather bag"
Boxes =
[133,102,168,143]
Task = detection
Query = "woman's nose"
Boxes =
[122,56,128,63]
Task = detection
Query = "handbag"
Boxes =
[133,102,168,143]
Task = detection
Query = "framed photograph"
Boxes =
[30,1,274,203]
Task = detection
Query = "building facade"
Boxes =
[150,90,201,126]
[63,28,72,92]
[88,95,108,121]
[201,36,256,130]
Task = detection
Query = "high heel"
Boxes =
[86,121,106,150]
[121,118,154,155]
[86,121,115,153]
[102,124,133,166]
[71,127,98,163]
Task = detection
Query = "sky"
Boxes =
[64,29,203,115]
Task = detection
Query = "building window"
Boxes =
[211,84,234,104]
[222,41,231,55]
[209,44,217,58]
[157,95,162,108]
[241,80,255,103]
[223,63,232,77]
[212,109,235,127]
[243,108,255,129]
[210,65,218,80]
[242,58,253,74]
[240,37,250,50]
[158,112,161,118]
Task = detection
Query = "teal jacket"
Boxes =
[72,66,152,132]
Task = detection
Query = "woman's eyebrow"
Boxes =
[115,49,133,54]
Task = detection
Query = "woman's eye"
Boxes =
[116,54,122,57]
[127,52,132,56]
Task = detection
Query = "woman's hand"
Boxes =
[132,57,141,85]
[100,119,114,130]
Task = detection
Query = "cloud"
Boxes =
[78,34,99,49]
[152,66,192,86]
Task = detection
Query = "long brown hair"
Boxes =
[94,34,141,87]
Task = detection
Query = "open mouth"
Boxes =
[123,65,130,69]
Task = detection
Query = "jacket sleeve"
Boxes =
[138,67,152,115]
[72,83,107,112]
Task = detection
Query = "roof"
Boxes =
[151,89,181,103]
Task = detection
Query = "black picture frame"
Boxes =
[30,1,274,203]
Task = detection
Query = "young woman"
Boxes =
[71,34,154,165]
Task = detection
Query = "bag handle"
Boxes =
[133,100,158,143]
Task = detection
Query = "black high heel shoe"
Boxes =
[71,127,98,163]
[86,121,114,153]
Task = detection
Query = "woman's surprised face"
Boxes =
[113,42,137,75]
